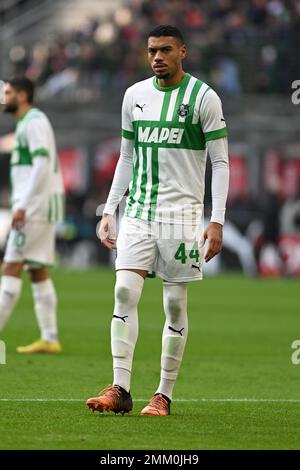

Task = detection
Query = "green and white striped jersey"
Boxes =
[10,108,65,223]
[122,73,227,224]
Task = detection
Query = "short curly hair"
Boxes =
[147,25,184,44]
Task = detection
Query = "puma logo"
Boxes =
[192,264,201,271]
[113,315,128,323]
[168,326,184,336]
[136,103,146,112]
[3,291,15,299]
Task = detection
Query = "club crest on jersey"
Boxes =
[177,103,190,118]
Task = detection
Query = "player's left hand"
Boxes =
[12,208,26,230]
[201,222,223,263]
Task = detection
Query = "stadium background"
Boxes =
[0,0,300,451]
[1,0,300,276]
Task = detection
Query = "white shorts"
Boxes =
[116,216,204,283]
[4,220,56,268]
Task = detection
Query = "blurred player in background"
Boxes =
[87,25,229,415]
[0,78,64,353]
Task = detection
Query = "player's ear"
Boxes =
[18,90,28,105]
[179,43,187,60]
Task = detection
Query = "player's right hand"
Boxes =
[98,213,116,250]
[12,208,26,230]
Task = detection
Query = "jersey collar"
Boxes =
[17,107,34,123]
[153,73,190,92]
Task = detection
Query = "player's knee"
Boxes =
[115,284,130,304]
[114,271,144,310]
[166,295,182,317]
[163,283,188,328]
[115,284,140,311]
[164,292,186,324]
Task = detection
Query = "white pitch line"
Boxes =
[0,398,300,403]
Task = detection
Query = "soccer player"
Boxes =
[0,77,64,353]
[86,25,229,415]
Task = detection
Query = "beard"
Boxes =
[154,71,170,80]
[3,102,18,113]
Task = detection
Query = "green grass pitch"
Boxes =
[0,269,300,449]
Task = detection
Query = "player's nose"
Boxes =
[154,52,163,62]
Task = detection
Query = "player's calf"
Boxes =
[0,274,22,331]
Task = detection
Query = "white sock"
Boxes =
[32,279,58,343]
[0,276,22,331]
[113,368,131,392]
[156,282,188,401]
[111,270,144,392]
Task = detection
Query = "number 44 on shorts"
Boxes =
[13,231,26,248]
[174,242,200,264]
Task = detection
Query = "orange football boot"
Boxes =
[140,393,171,416]
[86,385,132,415]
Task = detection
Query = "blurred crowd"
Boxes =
[7,0,300,99]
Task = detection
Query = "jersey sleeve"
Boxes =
[207,137,229,225]
[121,89,134,141]
[17,157,50,210]
[199,88,228,142]
[25,118,50,158]
[103,137,134,215]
